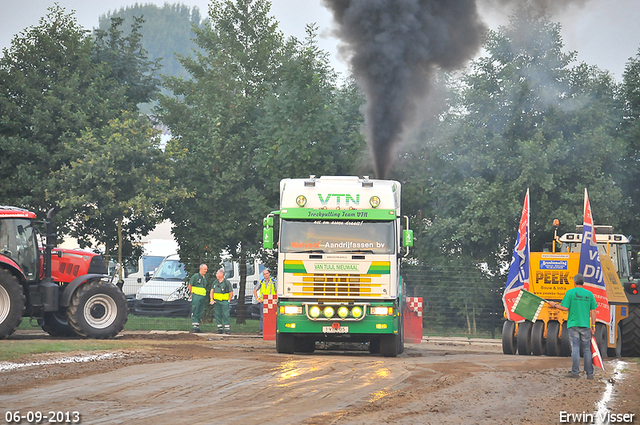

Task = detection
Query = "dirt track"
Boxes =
[1,331,638,425]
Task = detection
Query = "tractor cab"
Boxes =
[558,225,632,280]
[0,206,40,282]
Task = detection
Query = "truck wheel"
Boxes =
[502,320,517,354]
[39,311,77,337]
[546,321,561,356]
[594,323,608,358]
[517,321,532,355]
[621,304,640,357]
[607,324,622,358]
[0,269,24,339]
[68,280,128,339]
[369,338,380,354]
[560,322,571,357]
[531,321,546,356]
[276,333,295,354]
[398,314,405,355]
[380,334,399,357]
[296,337,315,353]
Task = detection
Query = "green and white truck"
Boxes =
[263,176,413,357]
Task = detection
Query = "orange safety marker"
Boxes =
[263,294,278,341]
[404,297,423,344]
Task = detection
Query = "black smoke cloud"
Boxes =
[323,0,589,179]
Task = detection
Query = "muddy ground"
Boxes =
[1,331,638,425]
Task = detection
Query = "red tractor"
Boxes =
[0,206,128,339]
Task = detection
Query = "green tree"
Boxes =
[398,7,628,270]
[93,15,162,109]
[53,113,185,279]
[98,3,204,80]
[621,47,640,233]
[0,5,125,215]
[159,0,287,323]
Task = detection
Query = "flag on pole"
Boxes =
[511,289,546,322]
[591,336,605,370]
[503,189,530,322]
[578,189,610,324]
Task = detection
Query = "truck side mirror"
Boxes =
[403,229,414,247]
[263,227,273,250]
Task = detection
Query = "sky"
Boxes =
[1,0,639,81]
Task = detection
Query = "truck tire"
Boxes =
[68,280,128,339]
[276,333,295,354]
[380,334,399,357]
[594,323,608,358]
[517,321,532,355]
[296,337,315,353]
[0,269,24,339]
[621,304,640,357]
[560,322,571,357]
[531,321,546,356]
[502,320,517,355]
[39,311,77,337]
[369,337,380,354]
[546,321,561,356]
[607,324,622,358]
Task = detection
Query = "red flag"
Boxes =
[503,189,530,322]
[591,337,605,370]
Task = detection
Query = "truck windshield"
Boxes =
[0,218,39,281]
[280,220,395,254]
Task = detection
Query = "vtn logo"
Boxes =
[318,194,360,206]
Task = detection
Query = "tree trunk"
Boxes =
[116,217,124,289]
[236,251,247,325]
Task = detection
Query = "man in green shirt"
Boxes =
[210,269,233,334]
[549,273,597,379]
[188,264,209,333]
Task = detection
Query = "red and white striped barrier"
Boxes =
[263,294,278,341]
[404,297,423,344]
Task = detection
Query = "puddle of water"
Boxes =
[0,352,124,373]
[594,359,628,425]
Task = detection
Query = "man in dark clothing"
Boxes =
[210,269,233,334]
[188,264,209,333]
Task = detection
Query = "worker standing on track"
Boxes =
[188,264,209,333]
[549,273,597,379]
[210,269,233,334]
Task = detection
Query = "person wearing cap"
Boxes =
[548,273,597,379]
[188,264,209,333]
[210,269,233,334]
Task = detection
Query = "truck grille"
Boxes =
[290,273,382,297]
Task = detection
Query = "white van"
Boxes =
[121,239,179,297]
[132,255,263,317]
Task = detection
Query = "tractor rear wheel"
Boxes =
[502,320,517,355]
[0,269,24,339]
[531,321,546,356]
[621,304,640,357]
[546,321,561,356]
[68,280,128,339]
[39,311,76,337]
[517,321,532,355]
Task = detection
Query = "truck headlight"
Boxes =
[309,305,321,318]
[351,306,363,318]
[323,306,335,319]
[370,306,392,315]
[282,305,303,315]
[337,306,349,318]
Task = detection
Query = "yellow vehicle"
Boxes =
[502,225,640,357]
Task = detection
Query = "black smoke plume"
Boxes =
[323,0,589,179]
